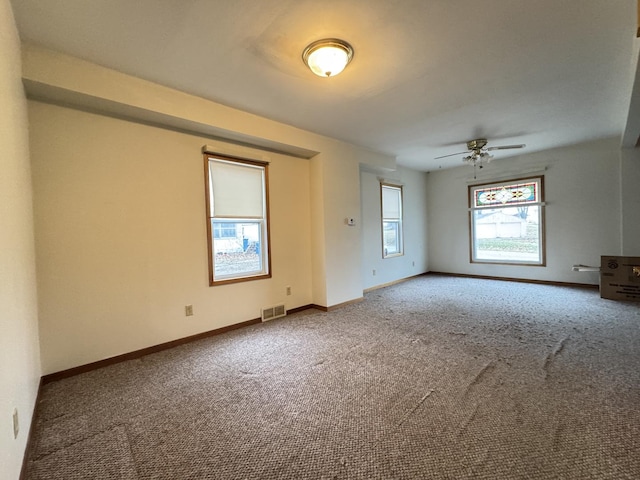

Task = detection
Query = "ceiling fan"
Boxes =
[435,138,526,166]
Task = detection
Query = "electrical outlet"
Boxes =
[13,408,19,439]
[286,286,291,296]
[185,305,194,316]
[372,269,376,276]
[412,261,415,267]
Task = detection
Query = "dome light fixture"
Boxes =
[302,38,354,78]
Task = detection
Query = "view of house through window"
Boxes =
[205,154,271,285]
[381,183,403,258]
[469,177,545,265]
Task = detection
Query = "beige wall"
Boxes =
[24,45,397,374]
[29,102,317,374]
[0,1,42,478]
[309,155,328,304]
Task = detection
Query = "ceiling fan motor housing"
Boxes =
[467,138,487,150]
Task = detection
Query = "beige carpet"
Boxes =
[24,275,640,479]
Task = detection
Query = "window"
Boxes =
[469,176,545,265]
[213,223,237,239]
[381,183,403,258]
[205,154,271,285]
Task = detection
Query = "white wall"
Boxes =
[620,149,640,256]
[0,1,42,478]
[361,166,429,290]
[427,138,623,285]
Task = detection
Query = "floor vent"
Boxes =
[262,304,286,322]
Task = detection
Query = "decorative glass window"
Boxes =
[469,177,545,265]
[381,183,403,258]
[205,154,271,285]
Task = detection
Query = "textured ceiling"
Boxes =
[10,0,638,171]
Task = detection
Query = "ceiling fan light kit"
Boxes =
[463,151,493,166]
[302,38,353,77]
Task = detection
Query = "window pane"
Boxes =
[472,206,541,263]
[473,181,539,208]
[212,220,264,279]
[213,223,237,239]
[383,221,401,257]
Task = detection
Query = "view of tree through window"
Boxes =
[469,177,545,265]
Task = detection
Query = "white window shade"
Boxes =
[210,160,264,217]
[382,186,401,218]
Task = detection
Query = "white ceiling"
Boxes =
[10,0,639,171]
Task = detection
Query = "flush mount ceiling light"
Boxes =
[302,39,354,77]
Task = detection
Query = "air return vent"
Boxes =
[261,304,286,322]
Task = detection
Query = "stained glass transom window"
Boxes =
[474,181,538,208]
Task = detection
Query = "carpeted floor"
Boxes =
[24,275,640,479]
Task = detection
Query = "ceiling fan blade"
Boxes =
[434,150,470,159]
[486,144,526,151]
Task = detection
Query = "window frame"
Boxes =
[468,176,546,266]
[204,153,272,286]
[380,182,404,258]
